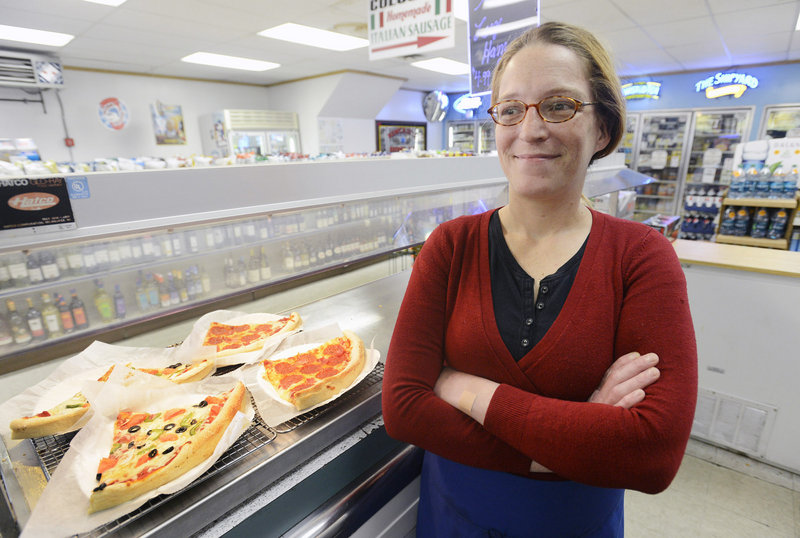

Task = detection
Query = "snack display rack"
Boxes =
[0,157,651,537]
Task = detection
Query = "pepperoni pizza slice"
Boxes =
[261,331,365,411]
[202,313,302,358]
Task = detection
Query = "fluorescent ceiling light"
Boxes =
[81,0,128,6]
[258,23,368,51]
[181,52,280,72]
[0,24,74,47]
[411,57,470,76]
[474,16,539,38]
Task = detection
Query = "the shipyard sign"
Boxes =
[369,0,455,60]
[695,72,759,99]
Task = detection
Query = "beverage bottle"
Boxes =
[750,207,770,238]
[185,230,200,253]
[733,207,751,236]
[791,229,800,251]
[0,259,11,289]
[70,289,89,330]
[743,165,758,198]
[185,268,198,300]
[26,253,45,285]
[6,300,32,345]
[260,246,272,280]
[7,253,29,288]
[25,297,47,341]
[41,292,63,338]
[236,257,247,287]
[769,166,785,199]
[135,275,149,311]
[223,256,236,288]
[56,293,75,333]
[145,273,160,308]
[66,246,84,276]
[93,280,114,322]
[55,249,69,276]
[767,208,789,240]
[718,207,736,236]
[174,271,188,302]
[755,166,771,198]
[784,166,798,199]
[199,266,211,295]
[247,248,260,284]
[113,284,126,319]
[282,243,294,271]
[39,251,61,281]
[170,232,183,257]
[94,242,111,272]
[166,274,180,305]
[0,310,13,347]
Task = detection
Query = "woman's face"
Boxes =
[494,43,609,202]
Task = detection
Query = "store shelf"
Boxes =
[721,197,797,208]
[715,234,789,250]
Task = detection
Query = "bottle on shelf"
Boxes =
[718,207,736,236]
[247,248,261,284]
[66,246,84,276]
[728,167,744,199]
[750,207,770,239]
[166,274,180,305]
[755,166,771,198]
[236,257,247,287]
[26,253,45,285]
[94,280,114,323]
[94,242,111,272]
[39,250,61,282]
[0,259,11,289]
[135,274,149,312]
[113,284,126,319]
[25,297,47,341]
[0,310,13,347]
[199,266,212,295]
[743,165,758,198]
[173,271,188,303]
[767,208,789,240]
[769,166,786,199]
[41,292,63,338]
[259,247,272,281]
[6,300,32,345]
[70,289,89,330]
[733,207,752,237]
[784,166,798,199]
[56,293,75,333]
[145,273,160,309]
[7,253,29,288]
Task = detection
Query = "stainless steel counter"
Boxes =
[0,270,413,537]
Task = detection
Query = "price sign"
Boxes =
[468,0,540,96]
[1,177,76,234]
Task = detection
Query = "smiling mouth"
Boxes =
[515,153,558,160]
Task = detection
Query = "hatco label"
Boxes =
[8,192,60,211]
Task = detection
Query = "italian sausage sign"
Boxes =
[368,0,455,60]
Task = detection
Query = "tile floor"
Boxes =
[625,440,800,537]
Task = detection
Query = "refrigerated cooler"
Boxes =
[447,120,477,153]
[478,120,496,154]
[616,113,641,167]
[199,109,302,158]
[630,111,692,221]
[757,103,800,139]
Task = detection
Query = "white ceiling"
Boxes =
[1,0,799,93]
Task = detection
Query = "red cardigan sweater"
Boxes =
[382,209,697,494]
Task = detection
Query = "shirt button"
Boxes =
[536,302,545,310]
[540,285,549,294]
[521,338,530,347]
[525,318,534,326]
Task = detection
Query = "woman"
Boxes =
[382,22,697,537]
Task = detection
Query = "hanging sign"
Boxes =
[453,93,482,113]
[621,81,661,100]
[468,0,539,96]
[695,72,759,99]
[98,97,129,131]
[1,176,76,234]
[368,0,455,61]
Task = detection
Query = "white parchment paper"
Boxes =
[239,324,379,427]
[178,310,303,367]
[20,368,253,538]
[0,340,216,447]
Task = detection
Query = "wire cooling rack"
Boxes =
[29,362,384,537]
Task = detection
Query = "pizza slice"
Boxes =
[10,360,214,440]
[89,381,247,513]
[9,392,89,440]
[202,312,302,358]
[261,330,365,411]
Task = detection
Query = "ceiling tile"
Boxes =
[715,3,800,35]
[601,26,658,55]
[540,0,634,33]
[706,0,798,15]
[666,40,731,71]
[0,6,94,34]
[615,47,684,76]
[725,31,793,56]
[643,17,719,48]
[610,0,711,26]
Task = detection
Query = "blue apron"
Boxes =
[417,452,624,537]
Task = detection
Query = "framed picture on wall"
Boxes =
[376,121,426,153]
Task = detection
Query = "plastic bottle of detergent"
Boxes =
[784,166,798,199]
[754,166,771,198]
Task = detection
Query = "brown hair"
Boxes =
[490,21,625,162]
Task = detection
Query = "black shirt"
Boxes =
[488,210,587,361]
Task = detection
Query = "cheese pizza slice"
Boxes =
[89,381,247,513]
[202,312,302,358]
[261,331,365,411]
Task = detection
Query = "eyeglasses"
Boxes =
[488,96,596,126]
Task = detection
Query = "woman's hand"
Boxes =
[589,352,660,408]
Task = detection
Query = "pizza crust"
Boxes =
[9,393,89,440]
[88,381,247,513]
[168,359,215,383]
[211,312,302,358]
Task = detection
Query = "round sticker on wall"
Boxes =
[98,97,129,131]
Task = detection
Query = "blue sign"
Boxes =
[66,176,90,199]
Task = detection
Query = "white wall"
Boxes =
[0,69,271,163]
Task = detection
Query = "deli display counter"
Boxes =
[0,156,651,537]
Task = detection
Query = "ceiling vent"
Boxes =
[0,50,65,89]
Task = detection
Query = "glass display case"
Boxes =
[617,113,641,167]
[0,172,507,372]
[758,103,800,139]
[447,120,477,153]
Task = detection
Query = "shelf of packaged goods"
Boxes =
[690,150,735,155]
[685,181,725,186]
[715,234,789,250]
[721,197,797,209]
[636,194,674,200]
[634,208,663,215]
